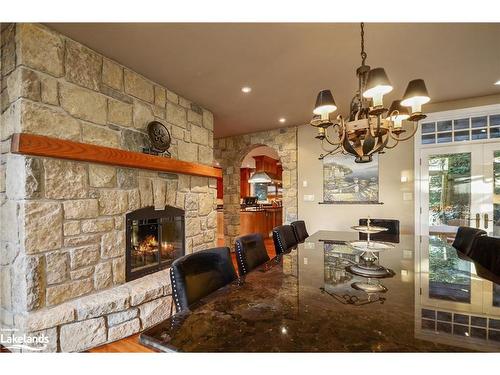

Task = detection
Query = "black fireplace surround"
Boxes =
[125,206,185,281]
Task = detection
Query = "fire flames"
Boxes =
[134,235,175,258]
[136,234,158,254]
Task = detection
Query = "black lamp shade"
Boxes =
[313,90,337,115]
[401,79,430,106]
[363,67,393,98]
[388,100,410,119]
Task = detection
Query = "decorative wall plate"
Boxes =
[147,121,171,154]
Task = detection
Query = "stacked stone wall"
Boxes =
[0,23,216,351]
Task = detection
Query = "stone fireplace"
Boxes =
[0,23,217,352]
[126,206,185,281]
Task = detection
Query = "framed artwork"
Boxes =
[322,153,379,203]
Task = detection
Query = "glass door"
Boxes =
[420,144,485,236]
[481,143,500,236]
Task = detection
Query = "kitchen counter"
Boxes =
[240,206,282,238]
[216,206,283,243]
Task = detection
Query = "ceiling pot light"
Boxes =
[309,23,431,162]
[279,118,286,123]
[495,80,500,86]
[241,86,252,93]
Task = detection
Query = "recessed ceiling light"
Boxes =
[279,118,286,123]
[495,80,500,86]
[241,86,252,93]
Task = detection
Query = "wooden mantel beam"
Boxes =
[11,133,222,179]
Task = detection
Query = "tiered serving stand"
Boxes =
[345,219,395,293]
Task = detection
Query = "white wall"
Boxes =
[297,124,415,234]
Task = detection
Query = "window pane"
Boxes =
[422,134,435,144]
[490,127,500,139]
[428,238,471,303]
[437,132,452,143]
[491,114,500,126]
[471,116,487,128]
[471,129,487,140]
[454,118,470,130]
[422,122,436,134]
[428,152,471,229]
[437,120,452,132]
[454,131,469,142]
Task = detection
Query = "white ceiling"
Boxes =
[46,23,500,138]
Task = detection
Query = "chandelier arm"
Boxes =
[383,137,399,149]
[323,129,343,146]
[323,116,347,146]
[320,139,341,153]
[319,144,343,160]
[389,121,419,142]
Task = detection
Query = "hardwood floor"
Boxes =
[89,238,277,353]
[89,334,155,353]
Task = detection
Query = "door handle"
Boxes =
[475,213,480,229]
[483,213,494,229]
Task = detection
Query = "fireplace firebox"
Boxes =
[125,206,185,281]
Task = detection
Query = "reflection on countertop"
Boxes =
[140,231,500,352]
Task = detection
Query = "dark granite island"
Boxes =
[140,231,500,352]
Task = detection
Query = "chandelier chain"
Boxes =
[360,22,367,65]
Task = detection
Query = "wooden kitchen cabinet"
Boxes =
[240,168,252,198]
[240,207,283,238]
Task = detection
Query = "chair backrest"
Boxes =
[272,225,298,254]
[235,233,270,275]
[359,218,400,235]
[170,247,237,312]
[291,220,309,243]
[452,226,486,256]
[468,235,500,275]
[469,235,500,276]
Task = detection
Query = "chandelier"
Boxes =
[310,23,431,162]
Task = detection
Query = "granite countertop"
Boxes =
[140,231,500,352]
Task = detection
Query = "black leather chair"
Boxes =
[169,247,237,312]
[272,225,298,255]
[452,226,486,256]
[467,235,500,275]
[291,220,309,243]
[235,233,270,275]
[359,218,400,242]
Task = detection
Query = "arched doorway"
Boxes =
[239,146,283,241]
[213,127,298,249]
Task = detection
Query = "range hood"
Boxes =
[248,171,272,184]
[248,155,282,184]
[248,171,282,184]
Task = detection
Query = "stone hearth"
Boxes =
[0,23,216,351]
